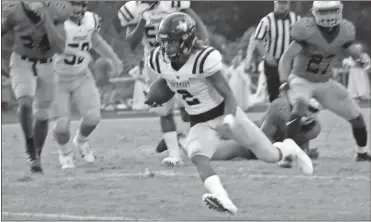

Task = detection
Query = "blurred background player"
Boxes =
[52,0,123,169]
[114,1,209,167]
[279,1,371,162]
[1,1,72,173]
[146,12,313,214]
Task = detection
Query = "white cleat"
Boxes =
[283,138,313,175]
[73,138,95,163]
[58,150,76,169]
[202,193,238,215]
[162,157,183,167]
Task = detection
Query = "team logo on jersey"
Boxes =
[73,35,88,41]
[176,20,187,32]
[169,80,190,88]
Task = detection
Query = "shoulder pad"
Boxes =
[118,1,140,27]
[291,17,315,42]
[90,12,102,32]
[266,98,291,124]
[147,47,162,74]
[340,19,356,41]
[192,47,222,77]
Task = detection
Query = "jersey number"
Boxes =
[306,54,335,75]
[21,35,51,51]
[64,42,91,65]
[177,90,200,106]
[144,26,160,47]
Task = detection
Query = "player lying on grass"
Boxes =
[156,97,321,167]
[279,1,371,162]
[144,12,313,215]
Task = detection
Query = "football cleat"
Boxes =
[73,138,95,163]
[58,150,76,169]
[356,152,371,162]
[202,193,238,215]
[162,157,183,167]
[30,158,43,174]
[283,138,314,175]
[278,157,293,168]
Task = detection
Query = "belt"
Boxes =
[21,55,53,64]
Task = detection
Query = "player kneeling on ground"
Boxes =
[145,12,313,215]
[52,0,123,169]
[156,97,321,167]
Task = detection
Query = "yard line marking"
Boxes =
[1,211,163,221]
[4,170,370,187]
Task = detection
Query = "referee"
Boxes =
[253,1,300,102]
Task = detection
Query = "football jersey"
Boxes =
[291,17,355,82]
[2,2,62,58]
[118,1,190,57]
[53,11,101,79]
[147,46,224,115]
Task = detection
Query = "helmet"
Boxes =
[157,12,197,62]
[68,0,87,22]
[312,1,343,27]
[138,1,160,10]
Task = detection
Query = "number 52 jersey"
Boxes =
[147,46,224,115]
[53,11,102,77]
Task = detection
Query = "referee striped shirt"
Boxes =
[254,11,300,60]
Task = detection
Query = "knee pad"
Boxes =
[81,111,101,126]
[17,96,33,107]
[34,100,53,120]
[54,116,70,134]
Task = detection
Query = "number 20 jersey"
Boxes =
[147,46,224,115]
[54,11,101,77]
[290,17,355,82]
[118,1,190,57]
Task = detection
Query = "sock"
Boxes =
[75,129,88,144]
[59,144,71,155]
[33,119,49,156]
[274,141,291,160]
[18,105,33,139]
[357,146,368,154]
[163,131,180,158]
[204,175,228,196]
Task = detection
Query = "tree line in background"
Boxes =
[2,1,371,76]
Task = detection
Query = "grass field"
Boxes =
[1,109,371,221]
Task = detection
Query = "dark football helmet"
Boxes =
[157,12,197,62]
[69,0,87,22]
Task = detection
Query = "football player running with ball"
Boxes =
[2,1,72,173]
[279,1,371,161]
[52,1,123,169]
[145,12,313,215]
[114,1,209,167]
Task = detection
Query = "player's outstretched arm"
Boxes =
[278,41,303,83]
[207,71,238,116]
[181,8,209,44]
[92,32,123,75]
[39,10,66,54]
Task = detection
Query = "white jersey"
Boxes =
[147,46,224,115]
[54,11,102,78]
[118,1,190,57]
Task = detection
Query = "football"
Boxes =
[92,57,113,84]
[145,78,175,106]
